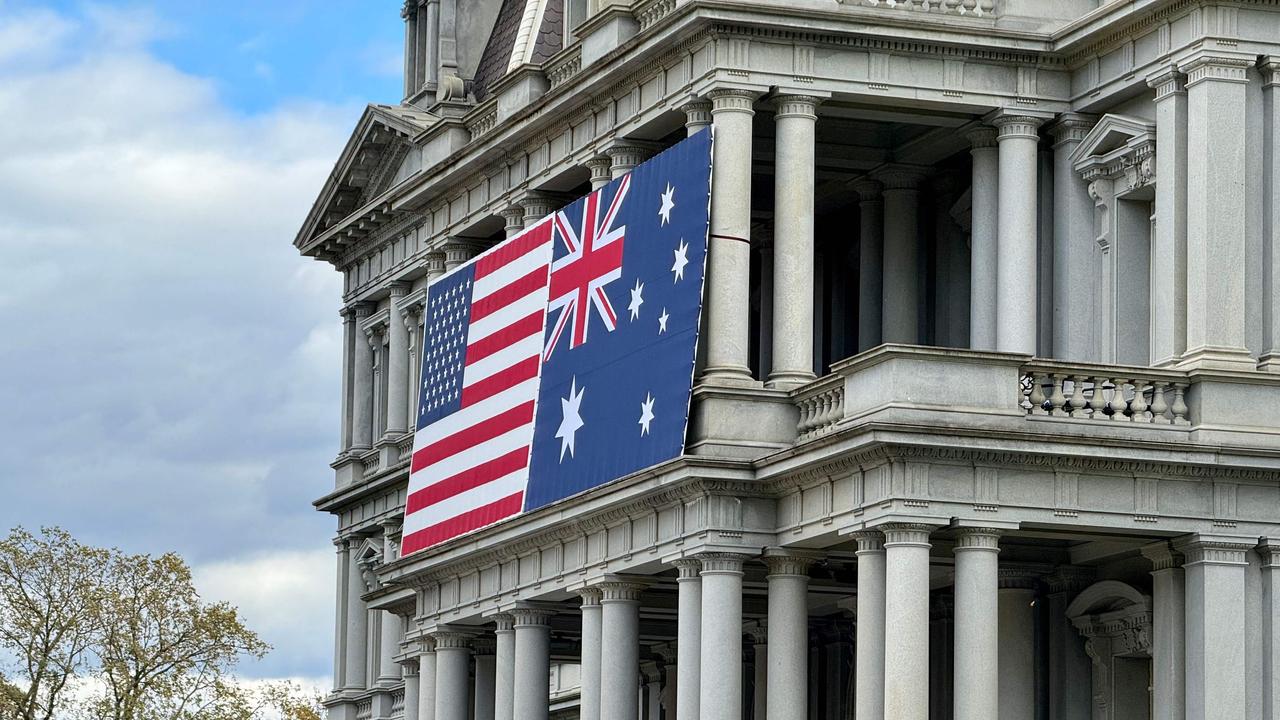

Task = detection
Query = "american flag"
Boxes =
[401,130,711,555]
[401,224,553,556]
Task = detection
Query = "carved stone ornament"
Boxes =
[1070,113,1157,193]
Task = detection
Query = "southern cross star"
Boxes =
[628,278,644,320]
[638,392,656,436]
[672,240,689,282]
[658,308,669,334]
[658,182,675,225]
[556,377,586,462]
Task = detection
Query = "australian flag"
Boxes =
[401,130,710,555]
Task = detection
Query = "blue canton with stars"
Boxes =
[523,129,711,511]
[417,267,475,429]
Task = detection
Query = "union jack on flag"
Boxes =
[401,131,711,556]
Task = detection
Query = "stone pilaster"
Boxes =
[763,548,821,720]
[1142,542,1186,720]
[1260,539,1280,718]
[1148,67,1190,367]
[989,111,1049,355]
[1176,536,1252,720]
[338,306,357,454]
[698,553,750,720]
[1047,114,1098,362]
[350,302,376,452]
[1260,60,1280,372]
[385,282,411,437]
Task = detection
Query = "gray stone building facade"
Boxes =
[293,1,1280,719]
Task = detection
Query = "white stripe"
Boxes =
[408,420,532,489]
[462,333,542,388]
[468,289,548,344]
[471,242,550,300]
[412,376,540,447]
[402,467,530,536]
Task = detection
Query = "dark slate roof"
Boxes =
[472,0,525,102]
[530,0,564,65]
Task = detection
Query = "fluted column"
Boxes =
[351,303,375,451]
[493,613,515,720]
[577,590,604,720]
[607,142,651,179]
[1261,539,1280,718]
[997,568,1038,720]
[598,578,646,720]
[511,607,553,720]
[431,630,473,720]
[966,126,999,350]
[1181,50,1256,370]
[1179,537,1251,720]
[672,558,702,720]
[882,524,933,720]
[1261,61,1280,372]
[952,528,1000,720]
[764,549,819,720]
[1048,114,1097,362]
[1142,542,1186,720]
[385,283,411,436]
[768,94,821,388]
[852,531,885,720]
[699,553,749,720]
[991,112,1045,355]
[1148,68,1189,367]
[586,156,613,191]
[875,166,927,344]
[500,207,526,239]
[474,639,496,720]
[682,98,712,137]
[854,180,884,352]
[419,639,438,720]
[704,88,758,385]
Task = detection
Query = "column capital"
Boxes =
[1043,566,1095,595]
[499,204,525,229]
[1174,536,1253,566]
[490,611,515,632]
[427,628,476,649]
[952,526,1003,551]
[695,551,751,575]
[1261,57,1280,87]
[509,604,557,626]
[745,619,768,645]
[1140,541,1185,571]
[350,301,375,320]
[771,93,822,118]
[591,575,651,602]
[519,190,565,221]
[762,547,822,577]
[668,557,702,579]
[472,637,496,656]
[1047,112,1097,146]
[424,250,446,278]
[1258,538,1280,568]
[998,564,1048,590]
[1178,49,1254,87]
[877,522,935,547]
[870,164,929,191]
[851,178,882,203]
[707,87,761,115]
[681,97,713,127]
[848,529,885,553]
[442,238,485,269]
[1146,65,1187,96]
[576,586,603,606]
[987,111,1048,141]
[963,124,998,149]
[388,281,411,298]
[585,155,613,184]
[606,139,658,170]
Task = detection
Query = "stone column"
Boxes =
[852,531,886,720]
[764,549,819,720]
[854,180,884,352]
[493,613,515,720]
[876,166,927,345]
[1261,539,1280,719]
[1261,61,1280,372]
[1048,114,1097,362]
[882,524,933,720]
[1179,537,1251,720]
[521,193,559,229]
[586,156,613,191]
[401,658,421,720]
[699,553,749,720]
[997,568,1038,720]
[401,1,418,99]
[769,94,822,388]
[748,624,768,720]
[351,303,375,451]
[473,640,496,720]
[672,558,702,720]
[419,639,438,720]
[344,538,369,690]
[339,308,356,453]
[511,607,553,720]
[377,611,403,684]
[577,589,604,720]
[607,142,651,179]
[1044,569,1092,720]
[500,207,526,239]
[704,88,758,385]
[599,579,646,720]
[682,98,712,137]
[1180,50,1256,370]
[1141,542,1186,720]
[966,126,999,350]
[385,283,411,437]
[443,238,482,272]
[991,112,1046,355]
[952,528,1001,720]
[431,631,473,720]
[1147,68,1190,367]
[401,302,424,429]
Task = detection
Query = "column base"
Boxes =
[699,365,762,388]
[765,371,817,390]
[1257,352,1280,373]
[1177,345,1257,372]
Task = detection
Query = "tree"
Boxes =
[0,527,113,720]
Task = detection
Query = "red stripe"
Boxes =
[410,401,535,473]
[470,266,548,322]
[405,448,530,514]
[474,222,550,279]
[460,355,539,407]
[401,492,525,554]
[465,311,544,365]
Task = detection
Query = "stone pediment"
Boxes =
[1070,113,1156,189]
[294,103,438,259]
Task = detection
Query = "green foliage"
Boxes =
[0,527,318,720]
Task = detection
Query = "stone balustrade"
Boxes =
[793,374,845,441]
[840,0,997,16]
[1020,361,1190,425]
[355,699,373,720]
[390,689,405,717]
[397,433,415,463]
[635,0,677,30]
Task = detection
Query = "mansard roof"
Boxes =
[293,103,438,261]
[472,0,565,102]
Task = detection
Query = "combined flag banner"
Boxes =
[400,130,712,556]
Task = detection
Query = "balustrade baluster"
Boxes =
[817,392,832,433]
[1048,374,1068,416]
[1087,376,1108,419]
[1109,378,1130,420]
[1028,374,1046,415]
[1068,375,1087,417]
[976,0,994,15]
[1129,379,1150,423]
[1150,382,1170,424]
[1171,383,1190,425]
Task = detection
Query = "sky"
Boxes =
[0,0,406,684]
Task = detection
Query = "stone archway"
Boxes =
[1066,580,1153,720]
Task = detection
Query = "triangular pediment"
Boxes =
[294,103,439,256]
[1070,113,1156,169]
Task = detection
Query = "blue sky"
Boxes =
[0,0,408,684]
